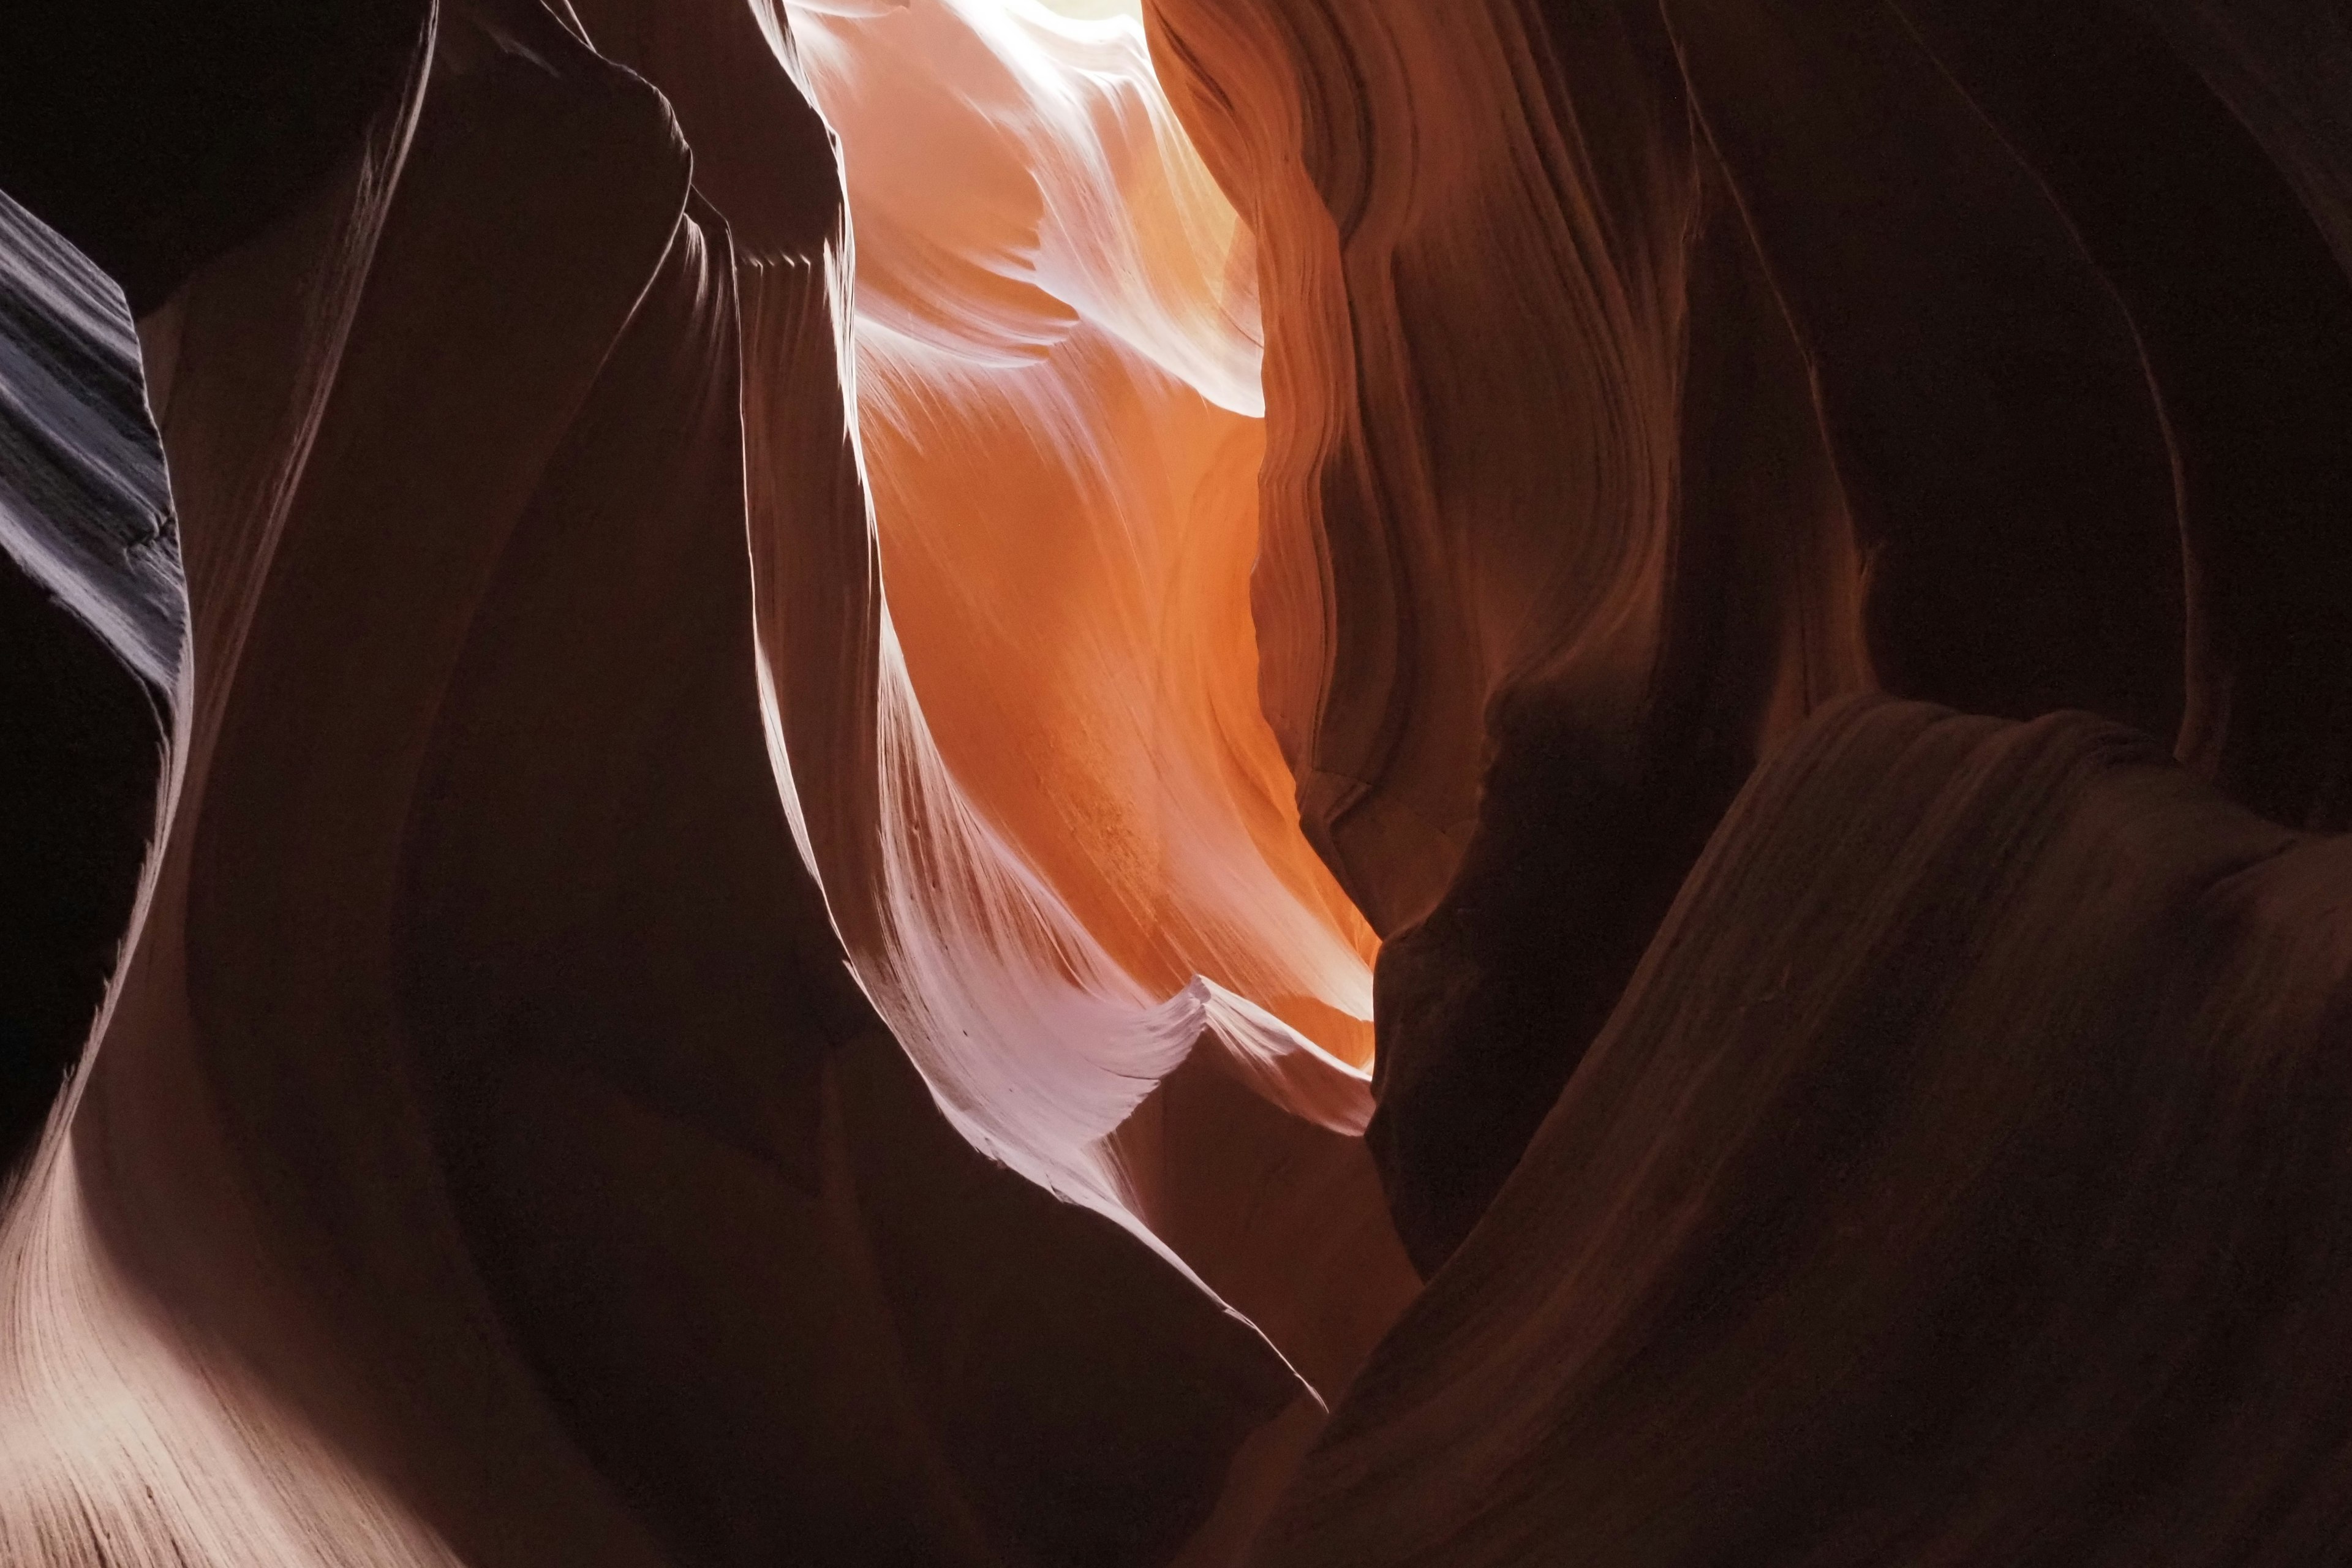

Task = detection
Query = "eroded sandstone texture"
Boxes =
[4,0,2351,1563]
[1150,0,2352,1278]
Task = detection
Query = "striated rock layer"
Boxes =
[6,0,2352,1562]
[0,187,179,1170]
[1146,0,1874,1271]
[1149,0,2352,1273]
[2,2,1373,1562]
[1256,696,2352,1565]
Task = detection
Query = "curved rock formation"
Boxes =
[1255,696,2352,1566]
[0,187,178,1170]
[774,0,1412,1396]
[2,3,1323,1562]
[1149,0,2352,1273]
[8,0,2352,1562]
[1146,0,1874,1270]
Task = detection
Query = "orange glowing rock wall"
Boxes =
[1145,0,2352,1273]
[557,7,1408,1362]
[796,0,1378,1068]
[1145,0,1874,1267]
[1,2,1378,1562]
[9,0,2352,1563]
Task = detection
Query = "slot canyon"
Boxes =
[4,0,2352,1562]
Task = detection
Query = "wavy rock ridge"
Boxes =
[4,0,2352,1562]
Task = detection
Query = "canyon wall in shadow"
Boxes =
[4,0,2352,1563]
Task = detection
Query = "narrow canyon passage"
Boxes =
[781,0,1381,1186]
[7,0,2352,1564]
